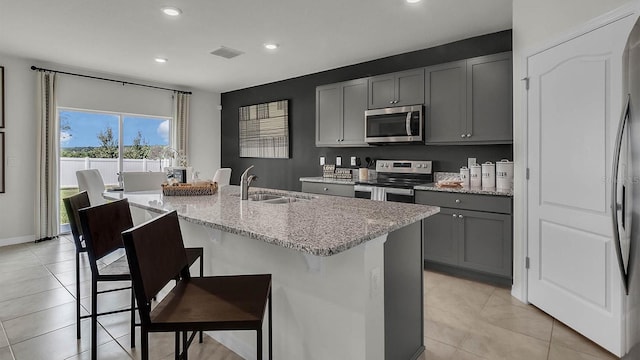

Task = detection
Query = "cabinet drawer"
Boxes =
[302,182,354,197]
[415,191,511,214]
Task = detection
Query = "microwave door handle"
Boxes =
[406,112,412,136]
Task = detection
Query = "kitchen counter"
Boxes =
[105,185,438,256]
[298,176,356,185]
[414,183,513,197]
[107,185,436,359]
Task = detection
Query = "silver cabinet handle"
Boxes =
[459,215,464,219]
[452,214,457,218]
[467,133,471,137]
[389,100,394,104]
[611,93,630,294]
[455,199,461,203]
[461,134,466,138]
[323,187,328,191]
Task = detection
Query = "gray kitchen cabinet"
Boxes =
[424,60,467,143]
[301,181,355,197]
[316,78,368,147]
[424,52,513,144]
[416,190,512,285]
[368,69,424,109]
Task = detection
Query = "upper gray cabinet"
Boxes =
[368,69,425,109]
[424,52,513,144]
[316,78,368,147]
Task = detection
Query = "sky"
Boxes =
[59,110,169,148]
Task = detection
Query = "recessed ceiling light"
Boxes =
[161,7,182,16]
[155,58,168,63]
[264,43,279,50]
[406,0,421,3]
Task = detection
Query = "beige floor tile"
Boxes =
[0,323,8,348]
[65,280,131,301]
[421,338,457,359]
[35,249,79,266]
[79,288,133,315]
[0,255,43,273]
[450,349,488,359]
[425,277,495,319]
[0,346,13,360]
[10,320,111,360]
[53,267,93,286]
[46,258,88,275]
[0,265,51,287]
[548,343,617,360]
[479,292,553,342]
[551,321,617,359]
[117,331,176,360]
[489,287,531,309]
[0,275,62,303]
[460,321,550,360]
[96,311,138,341]
[0,288,75,321]
[176,335,243,360]
[27,239,76,256]
[424,305,476,347]
[4,302,86,344]
[64,339,133,360]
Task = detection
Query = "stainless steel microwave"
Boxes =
[364,105,424,144]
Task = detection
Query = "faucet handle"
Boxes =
[247,175,258,183]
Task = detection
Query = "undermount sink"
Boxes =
[247,193,282,201]
[261,197,300,204]
[233,191,315,204]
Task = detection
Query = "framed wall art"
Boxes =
[239,99,289,158]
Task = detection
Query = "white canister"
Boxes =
[481,161,496,189]
[469,164,482,188]
[358,168,369,181]
[460,166,470,187]
[496,159,514,190]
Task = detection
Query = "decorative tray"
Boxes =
[161,182,218,196]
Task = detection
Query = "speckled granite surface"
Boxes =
[413,183,513,197]
[298,177,356,185]
[105,185,439,256]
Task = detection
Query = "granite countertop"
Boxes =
[105,185,438,257]
[299,176,356,185]
[414,183,513,197]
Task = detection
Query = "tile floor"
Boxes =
[0,236,621,360]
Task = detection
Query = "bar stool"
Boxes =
[121,210,272,360]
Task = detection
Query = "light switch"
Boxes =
[320,156,325,166]
[336,156,342,167]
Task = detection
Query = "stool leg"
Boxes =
[199,255,204,343]
[175,332,180,360]
[130,284,136,348]
[183,331,189,360]
[142,328,149,360]
[91,276,97,360]
[76,251,81,339]
[268,291,273,360]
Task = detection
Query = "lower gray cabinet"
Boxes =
[301,182,354,197]
[417,190,512,283]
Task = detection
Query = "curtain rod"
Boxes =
[30,65,192,95]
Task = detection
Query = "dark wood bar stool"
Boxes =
[77,198,138,360]
[121,210,272,360]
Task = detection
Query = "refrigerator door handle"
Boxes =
[611,93,630,294]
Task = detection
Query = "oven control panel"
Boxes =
[376,160,432,174]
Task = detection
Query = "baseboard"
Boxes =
[0,234,35,247]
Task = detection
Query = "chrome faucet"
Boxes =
[240,165,258,200]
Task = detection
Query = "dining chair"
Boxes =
[76,169,107,205]
[121,171,167,192]
[121,210,272,360]
[213,168,232,186]
[75,198,138,360]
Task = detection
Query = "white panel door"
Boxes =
[527,14,635,357]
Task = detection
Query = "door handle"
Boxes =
[611,93,630,294]
[406,112,412,136]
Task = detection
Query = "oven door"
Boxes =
[354,185,414,203]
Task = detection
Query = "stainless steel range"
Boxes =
[354,160,433,203]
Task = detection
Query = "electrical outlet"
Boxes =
[336,156,342,167]
[350,156,357,166]
[320,156,325,166]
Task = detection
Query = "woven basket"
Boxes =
[161,182,218,196]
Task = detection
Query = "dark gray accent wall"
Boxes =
[221,30,513,191]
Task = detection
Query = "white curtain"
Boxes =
[172,92,190,161]
[35,71,59,241]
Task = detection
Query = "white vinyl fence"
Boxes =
[60,157,169,188]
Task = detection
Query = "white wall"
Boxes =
[511,0,634,300]
[0,53,220,246]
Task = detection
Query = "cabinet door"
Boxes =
[395,69,425,107]
[316,84,342,146]
[457,209,512,277]
[368,74,396,109]
[423,207,458,266]
[341,79,368,146]
[424,61,467,143]
[466,52,513,143]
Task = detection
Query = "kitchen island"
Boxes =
[106,185,439,360]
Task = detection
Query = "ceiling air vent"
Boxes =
[210,46,244,59]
